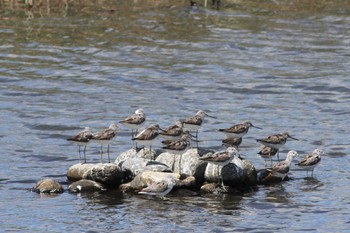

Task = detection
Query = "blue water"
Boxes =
[0,1,350,232]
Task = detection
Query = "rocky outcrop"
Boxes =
[32,178,64,194]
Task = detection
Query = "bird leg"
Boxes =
[78,145,82,163]
[100,144,103,163]
[107,144,111,163]
[83,145,87,164]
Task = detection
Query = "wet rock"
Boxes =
[136,148,161,161]
[32,178,64,194]
[68,179,106,193]
[114,148,138,165]
[82,163,123,188]
[156,148,209,182]
[119,171,180,193]
[203,158,257,188]
[119,157,172,180]
[67,163,95,181]
[114,148,161,166]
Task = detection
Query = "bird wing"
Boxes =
[160,125,182,136]
[220,124,246,134]
[120,114,145,124]
[199,151,230,163]
[297,154,321,166]
[92,129,116,140]
[272,161,289,174]
[133,129,158,140]
[183,116,202,125]
[163,139,188,151]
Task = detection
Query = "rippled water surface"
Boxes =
[1,0,350,232]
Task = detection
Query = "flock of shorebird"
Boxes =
[67,109,324,191]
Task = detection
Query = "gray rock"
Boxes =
[82,163,123,188]
[114,148,138,165]
[32,178,64,194]
[119,157,172,180]
[203,157,257,188]
[156,148,208,182]
[68,179,106,193]
[136,148,160,161]
[67,163,95,181]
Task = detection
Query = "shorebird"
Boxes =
[295,149,323,177]
[162,131,194,171]
[132,124,161,157]
[181,110,215,147]
[256,132,298,165]
[267,150,299,182]
[199,147,242,191]
[222,137,242,151]
[162,131,192,155]
[138,179,175,197]
[119,108,145,148]
[257,146,279,167]
[159,120,183,141]
[256,132,298,150]
[67,127,93,163]
[219,121,262,138]
[91,123,118,163]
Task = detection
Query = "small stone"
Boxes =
[32,178,64,194]
[68,179,106,193]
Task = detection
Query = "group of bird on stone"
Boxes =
[67,109,324,188]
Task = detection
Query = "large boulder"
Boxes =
[119,157,172,180]
[203,157,257,189]
[67,163,95,181]
[32,178,64,194]
[114,148,138,165]
[156,148,209,182]
[68,179,106,193]
[82,163,123,188]
[114,148,161,166]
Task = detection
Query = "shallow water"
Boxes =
[1,0,350,232]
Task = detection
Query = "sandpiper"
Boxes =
[91,123,118,163]
[161,131,192,155]
[257,146,279,167]
[119,108,145,148]
[295,149,323,177]
[67,127,93,163]
[132,124,161,156]
[219,121,262,138]
[159,120,183,141]
[267,150,298,181]
[256,132,298,165]
[199,147,241,191]
[138,179,175,197]
[181,110,215,147]
[222,137,242,150]
[256,132,298,150]
[162,131,194,171]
